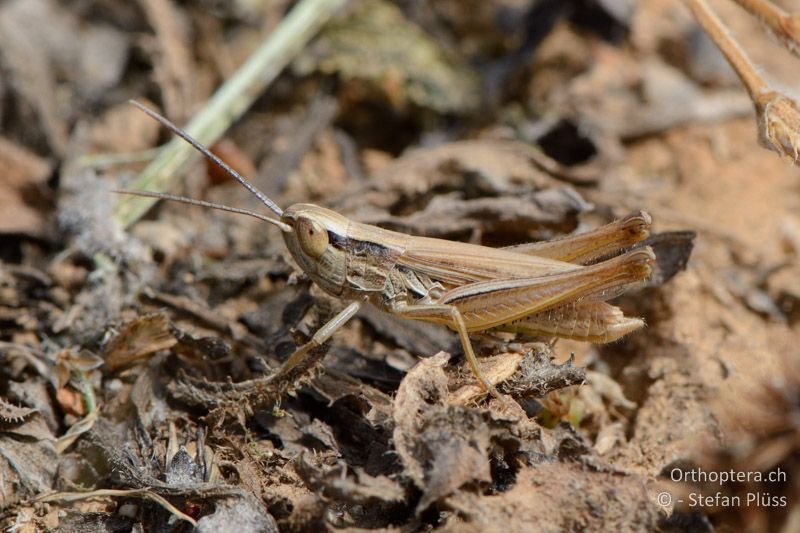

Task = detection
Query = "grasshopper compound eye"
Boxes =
[296,217,329,258]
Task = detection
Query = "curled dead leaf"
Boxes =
[392,353,492,512]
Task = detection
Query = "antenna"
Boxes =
[113,189,291,232]
[129,100,284,218]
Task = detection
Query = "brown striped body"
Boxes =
[281,203,653,343]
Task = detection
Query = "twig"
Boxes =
[732,0,800,57]
[688,0,770,98]
[36,489,197,527]
[114,0,349,228]
[76,147,161,169]
[688,0,800,163]
[137,0,196,120]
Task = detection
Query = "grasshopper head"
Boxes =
[281,204,350,296]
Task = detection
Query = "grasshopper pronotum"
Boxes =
[119,102,655,401]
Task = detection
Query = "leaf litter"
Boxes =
[1,0,799,531]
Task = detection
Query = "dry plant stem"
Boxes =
[688,0,770,99]
[170,342,333,416]
[36,489,197,526]
[55,409,98,453]
[76,147,161,169]
[137,0,195,120]
[689,0,800,162]
[733,0,800,56]
[114,0,349,228]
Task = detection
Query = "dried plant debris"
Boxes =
[0,136,53,237]
[335,139,596,242]
[295,453,405,507]
[688,0,800,164]
[196,496,279,533]
[0,406,57,509]
[168,341,333,427]
[103,313,177,372]
[638,231,696,287]
[392,353,514,512]
[507,349,586,399]
[345,139,596,203]
[0,397,37,426]
[362,189,591,240]
[297,0,480,114]
[569,56,752,141]
[0,0,129,154]
[1,0,799,530]
[137,0,198,122]
[84,101,162,156]
[755,91,800,163]
[356,304,455,357]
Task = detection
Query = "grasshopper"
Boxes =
[118,102,655,401]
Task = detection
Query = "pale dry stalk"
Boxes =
[689,0,800,164]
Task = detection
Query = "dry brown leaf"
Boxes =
[137,0,197,121]
[103,314,177,372]
[366,139,569,196]
[55,386,86,417]
[334,139,594,241]
[0,0,68,154]
[208,139,258,186]
[196,496,279,533]
[88,102,162,155]
[449,352,524,405]
[0,411,57,509]
[296,453,405,505]
[0,136,52,236]
[0,0,129,154]
[359,189,590,239]
[392,352,492,512]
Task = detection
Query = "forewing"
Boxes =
[396,235,578,287]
